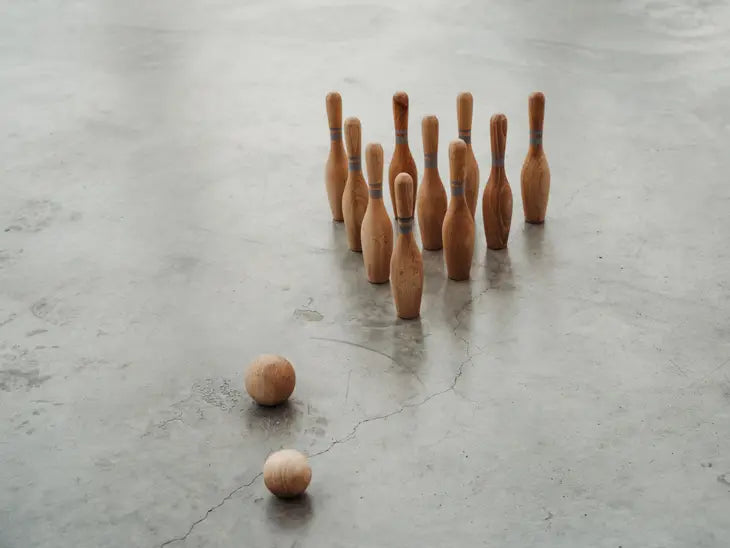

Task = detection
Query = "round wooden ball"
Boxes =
[263,449,312,498]
[244,354,296,406]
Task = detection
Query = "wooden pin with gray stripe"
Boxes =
[388,91,418,219]
[361,143,393,283]
[325,92,347,222]
[442,140,475,281]
[391,173,423,320]
[342,117,369,252]
[457,92,480,219]
[483,113,513,250]
[521,91,551,224]
[417,115,447,251]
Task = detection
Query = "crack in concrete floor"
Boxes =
[156,291,484,547]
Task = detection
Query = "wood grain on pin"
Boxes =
[325,92,347,222]
[442,140,475,281]
[342,117,369,252]
[482,113,513,250]
[390,173,423,319]
[457,92,480,219]
[388,91,418,217]
[361,143,393,283]
[417,115,447,251]
[521,91,551,223]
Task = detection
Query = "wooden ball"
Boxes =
[263,449,312,498]
[244,354,296,406]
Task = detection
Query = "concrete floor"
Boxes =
[2,0,730,546]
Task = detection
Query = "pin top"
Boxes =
[326,91,342,127]
[344,117,361,158]
[456,92,474,133]
[394,172,415,219]
[449,140,467,183]
[528,91,545,133]
[422,115,439,156]
[365,143,383,186]
[392,91,410,132]
[489,113,508,163]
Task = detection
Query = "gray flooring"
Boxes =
[1,1,730,547]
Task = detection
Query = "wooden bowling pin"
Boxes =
[325,92,347,222]
[417,115,447,251]
[388,91,418,217]
[342,117,369,252]
[361,143,393,283]
[390,173,423,319]
[442,140,475,281]
[482,114,513,250]
[521,92,551,223]
[457,92,480,219]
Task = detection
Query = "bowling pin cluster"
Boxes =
[325,91,551,319]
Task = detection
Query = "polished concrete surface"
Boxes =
[2,1,730,547]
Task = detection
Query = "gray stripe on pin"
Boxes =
[398,217,413,234]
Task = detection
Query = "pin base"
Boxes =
[397,314,420,320]
[525,219,545,225]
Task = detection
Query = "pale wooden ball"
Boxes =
[263,449,312,498]
[244,354,296,406]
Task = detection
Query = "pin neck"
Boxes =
[450,180,465,197]
[368,182,383,199]
[329,127,342,142]
[395,130,408,146]
[397,216,413,234]
[458,130,471,146]
[424,153,437,169]
[529,130,543,153]
[491,157,505,169]
[348,156,361,172]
